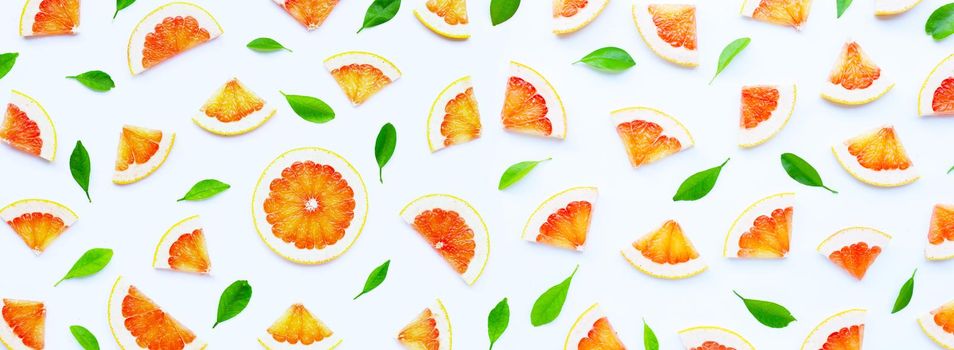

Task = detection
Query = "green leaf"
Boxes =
[498,157,550,190]
[643,319,659,350]
[247,37,292,52]
[0,53,18,80]
[114,0,136,18]
[358,0,401,33]
[70,325,100,350]
[733,290,796,328]
[354,260,390,300]
[673,158,729,201]
[575,47,635,73]
[531,265,578,327]
[55,248,113,286]
[710,37,751,84]
[490,0,521,25]
[214,280,252,328]
[948,165,953,174]
[281,91,335,123]
[780,153,837,194]
[487,298,510,350]
[836,0,852,18]
[375,123,397,183]
[70,140,91,202]
[66,71,115,92]
[892,269,917,314]
[178,179,230,202]
[927,3,954,40]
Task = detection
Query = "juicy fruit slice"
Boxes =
[919,299,954,349]
[611,107,694,167]
[927,204,954,260]
[918,53,954,117]
[621,220,707,279]
[741,0,812,28]
[817,227,890,280]
[193,78,276,136]
[632,3,698,67]
[0,199,77,254]
[523,187,598,251]
[564,304,625,350]
[832,125,918,187]
[127,2,223,75]
[553,0,609,34]
[875,0,922,15]
[273,0,340,30]
[1,90,57,161]
[679,326,755,350]
[19,0,79,37]
[414,0,470,39]
[107,276,205,350]
[400,194,489,285]
[802,309,866,350]
[112,125,175,185]
[153,215,211,274]
[501,61,567,139]
[398,300,452,350]
[739,84,796,147]
[821,41,893,105]
[427,76,481,152]
[0,299,44,350]
[258,304,342,349]
[724,192,794,258]
[324,51,401,106]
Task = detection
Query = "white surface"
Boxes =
[2,0,954,349]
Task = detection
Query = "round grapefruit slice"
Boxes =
[739,84,796,147]
[398,299,452,350]
[821,41,893,105]
[324,51,401,106]
[679,326,755,350]
[522,186,598,251]
[741,0,812,29]
[724,192,795,259]
[501,61,567,139]
[258,303,342,349]
[621,219,707,279]
[273,0,340,30]
[801,309,866,350]
[107,276,206,350]
[553,0,609,35]
[919,299,954,349]
[400,194,489,285]
[611,107,693,167]
[927,204,954,261]
[427,76,481,152]
[1,90,57,161]
[875,0,922,15]
[564,304,626,350]
[832,125,918,187]
[112,125,175,185]
[0,299,44,350]
[414,0,470,39]
[193,78,275,136]
[127,2,223,75]
[153,215,211,274]
[632,3,698,67]
[918,53,954,117]
[19,0,79,37]
[817,227,890,280]
[0,199,77,255]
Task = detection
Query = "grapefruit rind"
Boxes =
[399,299,452,350]
[427,76,479,152]
[4,90,57,161]
[19,0,79,36]
[875,0,923,15]
[506,61,567,139]
[821,76,894,106]
[919,300,954,350]
[192,79,276,136]
[323,51,401,105]
[111,127,175,185]
[564,303,615,350]
[801,309,866,350]
[620,221,707,280]
[399,194,490,285]
[413,5,470,39]
[0,299,43,350]
[107,276,207,350]
[918,53,954,117]
[831,126,919,188]
[631,3,698,67]
[723,192,795,258]
[739,84,797,148]
[152,215,208,273]
[126,2,224,75]
[679,326,755,350]
[0,198,78,254]
[521,186,598,250]
[611,107,694,167]
[553,0,609,35]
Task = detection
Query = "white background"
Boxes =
[2,0,954,348]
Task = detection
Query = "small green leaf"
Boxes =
[531,265,578,327]
[575,47,635,73]
[70,141,91,202]
[375,123,397,183]
[70,325,100,350]
[927,3,954,40]
[673,158,729,201]
[114,0,136,18]
[354,260,390,300]
[0,53,18,80]
[55,248,113,286]
[66,71,115,92]
[358,0,401,33]
[487,298,510,350]
[836,0,852,18]
[643,319,659,350]
[281,91,335,123]
[178,179,230,202]
[892,269,917,314]
[733,290,796,328]
[710,37,751,84]
[948,165,954,174]
[498,157,550,190]
[780,153,837,193]
[490,0,521,25]
[247,37,292,52]
[214,280,252,328]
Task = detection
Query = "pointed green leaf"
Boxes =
[214,280,252,328]
[247,37,292,52]
[531,265,578,326]
[490,0,521,26]
[69,140,91,202]
[56,248,113,286]
[354,260,390,300]
[359,0,401,32]
[487,298,510,349]
[0,53,18,80]
[643,319,659,350]
[780,153,837,193]
[70,325,100,350]
[836,0,853,18]
[892,269,916,314]
[498,157,550,190]
[733,290,796,328]
[927,3,954,40]
[673,158,729,201]
[281,92,335,123]
[375,123,397,183]
[66,71,115,92]
[178,179,230,202]
[710,38,751,84]
[575,47,635,73]
[114,0,136,18]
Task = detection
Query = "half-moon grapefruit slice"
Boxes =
[0,199,77,255]
[821,41,893,105]
[272,0,340,30]
[127,2,222,75]
[324,51,401,106]
[400,194,489,285]
[875,0,922,15]
[193,78,275,136]
[632,3,698,67]
[621,219,707,279]
[397,299,452,350]
[553,0,609,35]
[258,303,342,349]
[427,76,481,152]
[0,299,44,350]
[739,84,796,147]
[107,276,206,350]
[252,147,368,265]
[801,309,866,350]
[1,90,57,161]
[522,186,598,251]
[112,125,175,185]
[611,107,693,167]
[927,204,954,261]
[414,0,470,39]
[919,299,954,349]
[741,0,812,29]
[832,125,918,187]
[918,53,954,117]
[817,227,890,280]
[679,326,755,350]
[19,0,79,37]
[564,304,626,350]
[724,192,795,259]
[153,215,211,274]
[501,61,566,139]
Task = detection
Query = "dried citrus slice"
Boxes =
[739,84,796,147]
[127,2,223,75]
[18,0,79,37]
[553,0,609,34]
[414,0,470,39]
[273,0,340,30]
[523,186,598,251]
[112,125,175,185]
[632,3,698,67]
[920,299,954,349]
[193,78,275,136]
[817,227,890,280]
[400,194,489,285]
[0,199,77,255]
[0,299,44,350]
[821,41,893,105]
[927,204,954,261]
[1,90,56,161]
[724,192,795,259]
[501,61,567,139]
[258,303,342,349]
[621,220,707,279]
[427,76,481,152]
[107,276,206,350]
[875,0,922,15]
[398,299,452,350]
[741,0,812,28]
[801,309,866,350]
[564,304,625,350]
[611,107,693,167]
[324,51,401,106]
[679,326,755,350]
[918,53,954,117]
[153,215,211,274]
[832,125,918,187]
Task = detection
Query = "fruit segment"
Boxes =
[622,220,707,279]
[553,0,609,34]
[821,41,893,105]
[919,299,954,349]
[564,304,626,350]
[194,78,276,136]
[801,309,865,350]
[153,215,212,274]
[112,125,175,185]
[0,199,77,255]
[501,61,567,139]
[0,299,44,350]
[724,193,794,259]
[400,194,490,285]
[741,0,812,29]
[632,3,698,67]
[273,0,340,30]
[414,0,470,39]
[817,227,890,280]
[918,53,954,117]
[1,90,57,161]
[611,107,693,167]
[832,125,918,187]
[398,300,452,350]
[324,51,401,106]
[875,0,922,15]
[427,76,481,152]
[19,0,79,37]
[127,2,223,75]
[258,303,342,349]
[738,84,796,147]
[679,326,755,350]
[523,187,598,251]
[927,204,954,261]
[107,276,205,350]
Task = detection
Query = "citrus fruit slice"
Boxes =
[153,215,211,274]
[564,304,626,350]
[832,125,918,187]
[918,53,954,117]
[414,0,470,39]
[817,227,890,280]
[19,0,79,37]
[400,194,489,285]
[0,299,44,350]
[1,90,57,161]
[927,204,954,261]
[632,3,698,67]
[273,0,340,30]
[397,299,452,350]
[821,41,893,105]
[741,0,812,29]
[801,309,866,350]
[112,125,175,185]
[193,78,276,136]
[258,303,342,349]
[621,219,707,279]
[724,192,795,259]
[107,276,206,350]
[738,84,796,147]
[324,51,401,106]
[679,326,755,350]
[0,199,77,255]
[875,0,922,15]
[252,147,368,265]
[611,107,693,167]
[427,76,481,152]
[919,299,954,349]
[553,0,609,35]
[501,61,567,139]
[522,186,598,251]
[127,2,223,75]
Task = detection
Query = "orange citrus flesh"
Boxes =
[932,78,954,115]
[330,64,391,105]
[440,87,481,147]
[616,120,682,167]
[398,308,440,350]
[738,207,792,258]
[203,79,265,122]
[740,86,779,129]
[933,302,954,334]
[427,0,468,25]
[846,127,911,171]
[263,161,356,250]
[6,212,67,253]
[634,220,699,264]
[142,16,211,70]
[2,299,44,350]
[821,325,863,350]
[930,205,954,245]
[828,242,881,280]
[1,104,42,157]
[282,0,339,28]
[30,0,79,35]
[501,77,552,136]
[578,317,625,350]
[554,0,587,18]
[829,42,881,90]
[648,5,697,50]
[167,229,211,273]
[752,0,810,27]
[121,286,197,349]
[691,342,736,350]
[115,126,162,172]
[412,208,475,274]
[267,304,333,345]
[536,201,592,250]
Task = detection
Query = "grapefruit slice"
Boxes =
[0,199,77,255]
[875,0,922,15]
[739,84,796,147]
[107,276,205,350]
[919,299,954,349]
[801,309,866,350]
[553,0,609,35]
[918,53,954,117]
[258,303,342,349]
[741,0,812,29]
[1,90,57,161]
[397,299,452,350]
[324,51,401,106]
[832,125,918,187]
[632,3,698,67]
[564,304,625,350]
[252,147,368,265]
[273,0,340,30]
[927,204,954,261]
[821,41,893,105]
[621,219,707,279]
[501,61,567,139]
[817,227,890,280]
[153,215,211,274]
[193,78,275,136]
[679,326,755,350]
[0,299,44,350]
[611,107,693,167]
[724,192,795,259]
[427,76,481,152]
[522,186,598,251]
[112,125,175,185]
[414,0,470,39]
[19,0,79,37]
[127,2,223,75]
[400,194,489,285]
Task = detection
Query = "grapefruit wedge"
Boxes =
[501,61,567,139]
[741,0,812,28]
[400,194,490,285]
[920,299,954,349]
[273,0,340,30]
[252,147,368,265]
[427,76,481,152]
[19,0,79,37]
[632,3,698,67]
[398,300,452,350]
[112,125,175,185]
[258,303,342,349]
[679,326,755,350]
[564,304,626,350]
[622,219,707,279]
[724,192,795,259]
[0,299,44,350]
[918,53,954,117]
[739,84,796,147]
[153,215,211,274]
[523,186,598,251]
[875,0,922,15]
[927,204,954,261]
[324,51,400,106]
[0,199,77,255]
[817,227,890,280]
[801,309,866,350]
[414,0,470,39]
[193,78,275,136]
[553,0,609,35]
[832,125,918,187]
[127,2,223,75]
[1,90,57,161]
[611,107,693,167]
[107,276,206,350]
[822,41,893,105]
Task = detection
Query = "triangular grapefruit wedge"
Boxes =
[127,2,223,75]
[724,192,795,259]
[273,0,340,30]
[564,304,626,350]
[501,61,566,139]
[0,199,77,254]
[739,84,796,147]
[324,51,401,106]
[821,41,893,105]
[832,125,918,187]
[107,276,206,350]
[632,2,698,67]
[0,299,44,350]
[920,299,954,349]
[427,76,481,152]
[258,303,342,349]
[741,0,812,29]
[153,215,211,274]
[414,0,470,39]
[19,0,79,37]
[611,107,693,167]
[398,300,452,350]
[523,186,598,251]
[927,204,954,261]
[817,227,890,280]
[193,78,275,136]
[553,0,609,35]
[622,220,707,279]
[400,194,490,285]
[112,125,175,185]
[679,326,755,350]
[918,53,954,117]
[801,309,866,350]
[1,90,57,161]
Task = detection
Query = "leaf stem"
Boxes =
[54,278,65,287]
[822,185,838,194]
